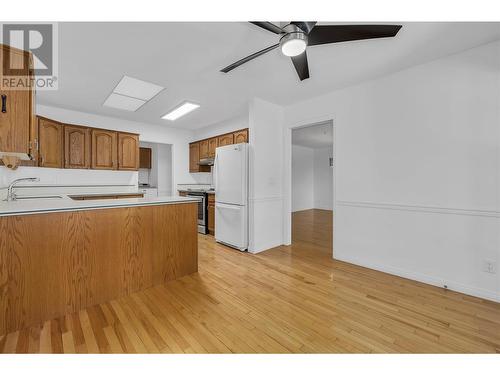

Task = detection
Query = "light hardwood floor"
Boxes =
[1,209,499,353]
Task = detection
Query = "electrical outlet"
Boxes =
[483,260,497,274]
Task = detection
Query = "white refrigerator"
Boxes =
[214,143,248,251]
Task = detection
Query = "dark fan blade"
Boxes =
[291,21,317,34]
[308,24,402,46]
[249,22,283,34]
[220,44,279,73]
[291,52,310,81]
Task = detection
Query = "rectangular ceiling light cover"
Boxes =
[113,75,164,101]
[162,102,200,121]
[103,93,146,112]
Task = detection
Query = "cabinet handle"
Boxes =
[1,95,6,113]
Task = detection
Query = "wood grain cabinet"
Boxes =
[91,129,117,170]
[234,129,248,144]
[208,137,218,158]
[117,132,139,170]
[38,117,63,168]
[189,142,200,173]
[189,129,248,173]
[64,125,90,169]
[217,133,234,147]
[0,44,37,162]
[207,194,215,236]
[199,139,209,159]
[139,147,152,169]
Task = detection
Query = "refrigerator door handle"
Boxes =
[216,202,241,210]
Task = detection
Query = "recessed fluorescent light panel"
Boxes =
[114,76,164,101]
[103,93,146,111]
[103,75,164,112]
[162,102,200,121]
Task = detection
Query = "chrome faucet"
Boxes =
[5,177,40,201]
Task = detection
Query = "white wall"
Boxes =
[283,40,500,302]
[248,98,284,253]
[291,145,314,212]
[0,166,137,189]
[156,143,172,196]
[34,104,196,190]
[313,147,333,210]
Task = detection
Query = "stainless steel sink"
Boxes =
[14,195,63,200]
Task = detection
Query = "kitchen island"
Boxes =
[0,195,199,335]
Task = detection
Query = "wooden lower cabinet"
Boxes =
[117,132,139,170]
[38,117,63,168]
[0,203,198,335]
[64,125,90,169]
[207,193,215,235]
[91,129,117,170]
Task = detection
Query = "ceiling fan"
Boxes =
[221,22,402,81]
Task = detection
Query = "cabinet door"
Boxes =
[139,147,152,169]
[38,117,63,168]
[189,142,200,172]
[0,45,35,157]
[118,132,139,170]
[234,129,248,144]
[91,129,117,170]
[208,137,218,158]
[217,133,234,147]
[199,139,209,159]
[64,125,90,169]
[207,194,215,235]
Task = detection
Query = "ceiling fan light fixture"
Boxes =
[280,32,308,57]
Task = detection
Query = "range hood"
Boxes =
[199,157,214,166]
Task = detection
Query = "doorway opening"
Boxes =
[291,121,334,254]
[139,141,173,197]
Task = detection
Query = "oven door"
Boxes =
[186,193,206,232]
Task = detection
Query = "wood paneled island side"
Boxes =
[0,201,198,335]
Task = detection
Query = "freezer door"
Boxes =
[215,203,248,251]
[214,143,248,205]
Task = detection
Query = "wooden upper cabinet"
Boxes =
[91,129,117,170]
[234,129,248,144]
[139,147,152,169]
[189,142,200,173]
[38,117,63,168]
[64,125,90,169]
[217,133,234,147]
[199,139,209,159]
[0,44,36,159]
[208,137,218,158]
[117,132,139,170]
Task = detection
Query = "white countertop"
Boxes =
[0,194,200,217]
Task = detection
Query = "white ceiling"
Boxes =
[292,121,333,149]
[37,22,500,130]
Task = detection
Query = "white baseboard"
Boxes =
[335,253,500,303]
